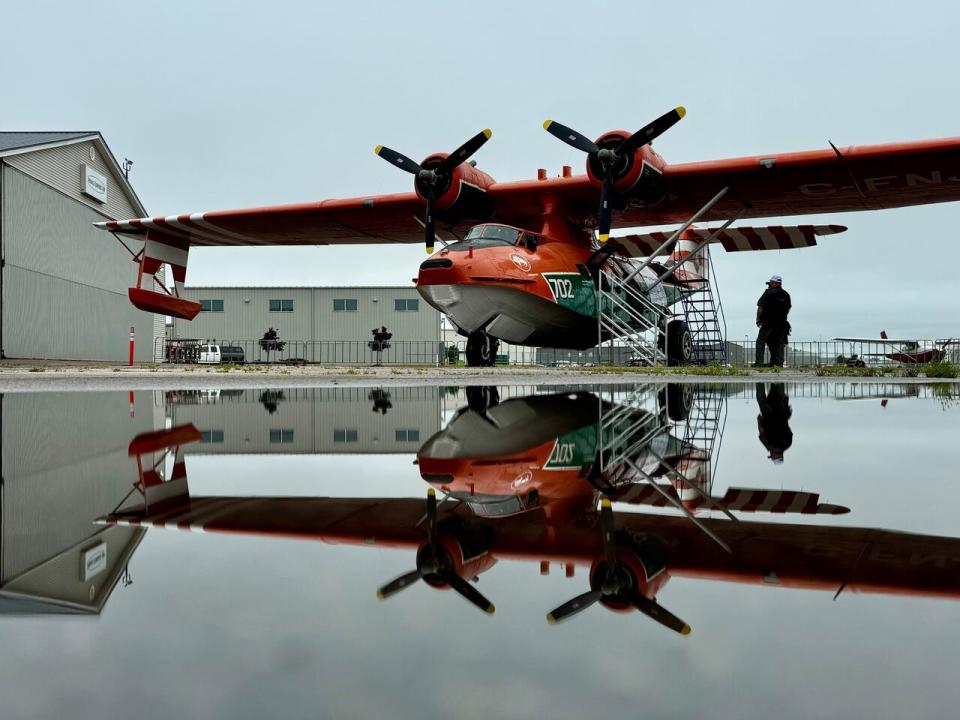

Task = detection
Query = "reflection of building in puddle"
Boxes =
[0,392,154,614]
[166,387,440,454]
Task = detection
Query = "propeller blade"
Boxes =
[597,175,614,244]
[376,569,422,600]
[617,106,686,156]
[599,497,617,568]
[542,119,600,155]
[426,487,438,546]
[424,194,436,255]
[546,589,603,624]
[374,145,422,175]
[438,129,492,175]
[630,590,691,635]
[446,572,496,615]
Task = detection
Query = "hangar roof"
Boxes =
[0,131,98,154]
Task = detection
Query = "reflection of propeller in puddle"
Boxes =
[546,498,690,634]
[377,489,495,615]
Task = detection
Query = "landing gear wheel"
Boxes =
[466,330,499,367]
[466,386,500,413]
[663,383,693,422]
[662,320,691,366]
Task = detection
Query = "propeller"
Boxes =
[376,488,495,615]
[375,129,492,254]
[546,498,690,634]
[542,107,685,243]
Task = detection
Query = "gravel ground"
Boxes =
[0,361,954,392]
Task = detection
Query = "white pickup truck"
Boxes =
[197,344,221,364]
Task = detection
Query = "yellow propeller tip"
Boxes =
[601,497,612,508]
[376,590,385,600]
[676,106,686,118]
[483,128,492,139]
[681,624,692,635]
[542,119,553,130]
[546,614,557,625]
[427,487,436,497]
[486,605,496,615]
[599,234,609,244]
[374,144,383,155]
[425,246,434,255]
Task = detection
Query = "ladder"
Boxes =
[679,245,728,364]
[595,265,668,366]
[678,385,729,497]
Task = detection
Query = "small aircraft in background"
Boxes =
[833,330,960,364]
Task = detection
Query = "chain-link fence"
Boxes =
[156,337,959,368]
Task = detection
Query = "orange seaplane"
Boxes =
[96,109,960,365]
[102,390,960,635]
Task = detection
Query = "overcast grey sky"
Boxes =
[3,0,959,338]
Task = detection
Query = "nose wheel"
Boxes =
[465,330,499,367]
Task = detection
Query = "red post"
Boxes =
[129,391,135,418]
[128,325,135,366]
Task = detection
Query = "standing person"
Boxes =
[756,382,793,464]
[755,274,791,367]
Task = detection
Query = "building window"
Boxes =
[395,429,421,442]
[333,298,358,312]
[200,299,224,312]
[333,428,359,443]
[200,430,224,443]
[394,298,419,312]
[269,299,294,312]
[269,429,295,444]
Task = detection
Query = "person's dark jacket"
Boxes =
[757,287,792,329]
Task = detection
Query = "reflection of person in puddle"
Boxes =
[756,383,793,464]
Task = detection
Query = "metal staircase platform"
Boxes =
[679,246,728,365]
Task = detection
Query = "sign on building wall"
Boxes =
[81,542,108,581]
[81,164,108,203]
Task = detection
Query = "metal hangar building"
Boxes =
[0,132,162,361]
[170,285,441,362]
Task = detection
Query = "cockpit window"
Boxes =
[444,225,520,252]
[450,491,525,516]
[465,225,520,243]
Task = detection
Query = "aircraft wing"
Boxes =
[97,136,960,247]
[99,496,960,600]
[626,136,960,225]
[96,192,426,246]
[833,337,916,344]
[609,224,845,258]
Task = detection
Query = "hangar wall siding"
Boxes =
[171,286,441,362]
[0,138,162,361]
[1,391,158,585]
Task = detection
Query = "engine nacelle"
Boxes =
[419,535,497,589]
[416,153,496,225]
[588,545,670,613]
[586,131,668,206]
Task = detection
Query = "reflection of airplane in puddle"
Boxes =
[833,331,960,365]
[102,388,960,635]
[420,388,846,521]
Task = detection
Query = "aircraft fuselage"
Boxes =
[416,223,682,350]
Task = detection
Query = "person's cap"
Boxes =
[767,274,782,283]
